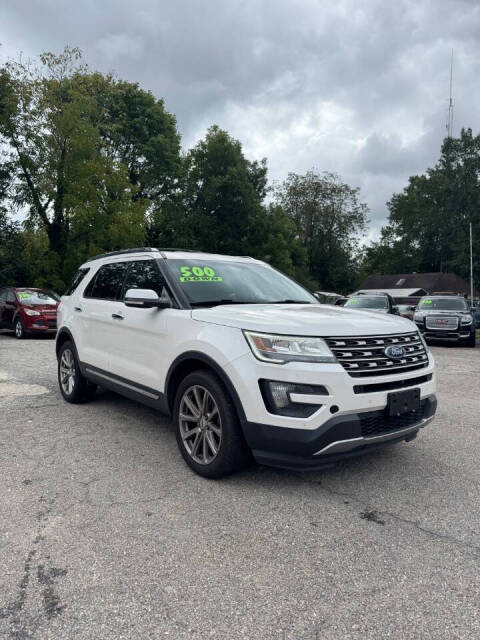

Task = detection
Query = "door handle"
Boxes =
[74,306,82,312]
[111,312,124,320]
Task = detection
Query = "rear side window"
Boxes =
[65,268,90,296]
[84,262,128,300]
[122,260,166,298]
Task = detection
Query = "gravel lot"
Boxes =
[0,331,479,640]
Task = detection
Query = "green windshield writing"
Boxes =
[179,266,223,283]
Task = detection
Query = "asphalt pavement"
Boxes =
[0,331,479,639]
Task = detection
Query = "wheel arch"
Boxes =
[165,351,247,426]
[55,328,78,361]
[13,311,23,326]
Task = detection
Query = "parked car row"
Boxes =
[316,290,477,347]
[0,287,59,338]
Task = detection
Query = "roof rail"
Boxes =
[85,248,160,262]
[85,247,255,262]
[158,248,252,259]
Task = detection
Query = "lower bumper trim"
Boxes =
[314,415,434,456]
[243,394,437,470]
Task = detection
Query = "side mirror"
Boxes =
[391,306,399,314]
[409,305,416,311]
[124,288,171,309]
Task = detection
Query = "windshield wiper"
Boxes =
[268,299,313,304]
[190,299,245,307]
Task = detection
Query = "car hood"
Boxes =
[346,307,389,314]
[415,309,468,317]
[192,304,415,336]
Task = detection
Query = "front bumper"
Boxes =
[25,318,57,333]
[417,325,473,341]
[243,395,437,470]
[28,324,57,334]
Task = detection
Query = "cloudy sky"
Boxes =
[2,0,480,237]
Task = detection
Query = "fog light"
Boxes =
[259,380,328,418]
[269,381,296,409]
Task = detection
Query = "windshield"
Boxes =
[17,290,59,305]
[418,297,469,311]
[345,296,388,309]
[166,259,316,306]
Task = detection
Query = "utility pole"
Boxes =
[446,50,454,138]
[470,222,474,301]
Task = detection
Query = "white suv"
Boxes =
[56,248,437,477]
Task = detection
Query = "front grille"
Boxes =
[325,331,429,377]
[47,319,57,328]
[353,373,433,394]
[360,400,428,437]
[426,316,458,330]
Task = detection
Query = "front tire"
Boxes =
[58,341,97,403]
[466,332,476,348]
[15,318,26,339]
[174,370,251,478]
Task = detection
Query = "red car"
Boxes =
[0,287,60,338]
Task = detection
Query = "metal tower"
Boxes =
[446,50,454,138]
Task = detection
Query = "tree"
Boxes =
[149,126,308,278]
[367,129,480,287]
[360,226,421,277]
[98,78,181,202]
[0,47,181,288]
[181,125,268,255]
[273,171,368,291]
[247,203,309,282]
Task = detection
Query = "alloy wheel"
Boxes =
[179,385,222,465]
[60,348,76,396]
[15,321,23,338]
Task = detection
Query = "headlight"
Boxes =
[24,309,40,316]
[418,331,429,351]
[414,313,424,323]
[461,315,472,325]
[244,331,336,364]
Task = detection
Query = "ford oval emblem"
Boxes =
[385,345,405,359]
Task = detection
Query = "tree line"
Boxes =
[0,47,478,294]
[363,129,480,290]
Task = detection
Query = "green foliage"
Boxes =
[274,171,368,292]
[182,125,268,255]
[0,211,27,285]
[98,78,182,201]
[0,47,180,290]
[365,129,480,287]
[1,47,370,295]
[149,126,308,278]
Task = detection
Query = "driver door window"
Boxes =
[121,260,168,299]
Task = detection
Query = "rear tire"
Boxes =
[174,370,251,478]
[58,341,97,403]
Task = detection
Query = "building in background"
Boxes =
[358,272,474,303]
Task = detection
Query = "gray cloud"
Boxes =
[2,0,480,234]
